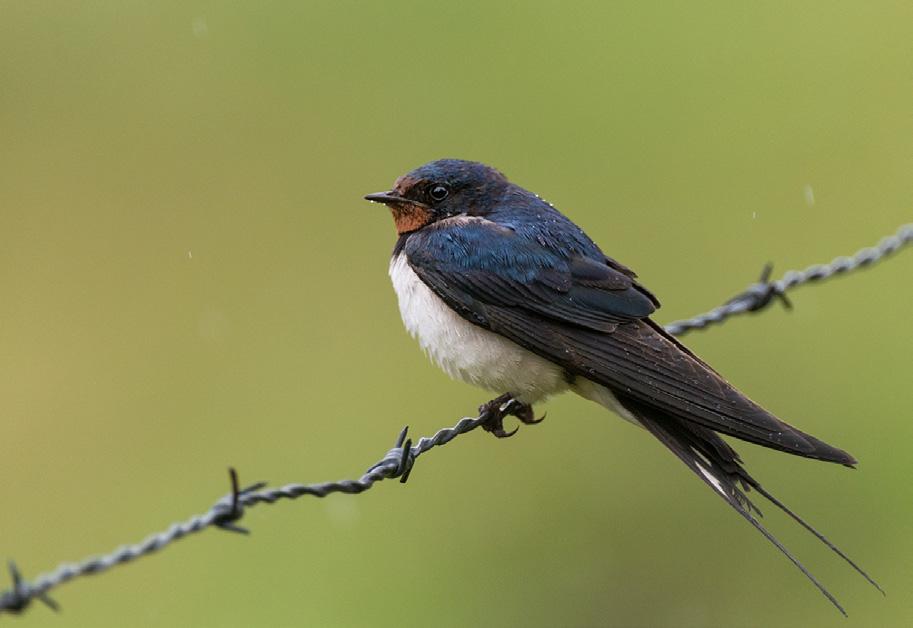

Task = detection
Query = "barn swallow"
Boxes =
[365,159,880,614]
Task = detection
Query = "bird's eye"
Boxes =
[430,185,449,202]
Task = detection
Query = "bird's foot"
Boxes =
[478,393,545,439]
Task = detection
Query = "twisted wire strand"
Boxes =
[2,223,911,616]
[0,415,488,615]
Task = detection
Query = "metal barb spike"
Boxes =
[37,591,60,612]
[399,438,414,484]
[213,467,265,535]
[8,561,22,589]
[1,561,59,614]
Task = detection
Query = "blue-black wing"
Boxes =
[403,216,854,464]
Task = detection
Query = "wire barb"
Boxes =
[367,426,417,483]
[212,468,267,535]
[0,561,59,615]
[1,222,910,617]
[728,262,793,312]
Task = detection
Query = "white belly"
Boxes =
[389,253,569,403]
[571,378,642,426]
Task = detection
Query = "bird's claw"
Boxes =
[478,393,545,439]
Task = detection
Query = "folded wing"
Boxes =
[405,217,855,464]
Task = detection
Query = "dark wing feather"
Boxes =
[424,247,657,332]
[405,218,855,464]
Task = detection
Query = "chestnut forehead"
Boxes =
[393,174,423,192]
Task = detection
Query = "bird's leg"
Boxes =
[478,393,545,439]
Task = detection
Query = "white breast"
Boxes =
[389,252,569,403]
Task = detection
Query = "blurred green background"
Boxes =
[2,2,911,627]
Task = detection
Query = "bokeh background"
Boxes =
[2,2,912,627]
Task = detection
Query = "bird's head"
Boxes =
[365,159,509,234]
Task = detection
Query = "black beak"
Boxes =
[364,191,408,205]
[364,191,429,208]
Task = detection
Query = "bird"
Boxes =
[365,158,880,614]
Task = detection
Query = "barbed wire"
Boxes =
[665,222,913,335]
[2,222,911,617]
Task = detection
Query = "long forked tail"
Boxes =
[616,395,882,616]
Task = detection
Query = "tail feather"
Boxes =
[746,480,885,595]
[616,394,881,616]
